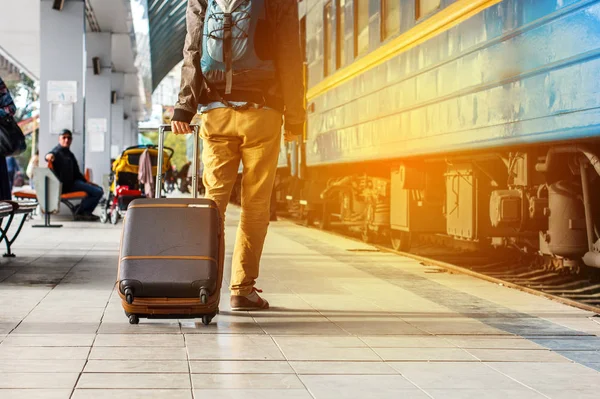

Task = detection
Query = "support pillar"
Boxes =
[111,73,125,156]
[39,0,85,166]
[130,120,139,147]
[123,96,133,148]
[84,33,112,185]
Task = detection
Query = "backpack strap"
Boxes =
[202,77,234,108]
[223,12,233,94]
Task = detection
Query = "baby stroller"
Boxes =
[99,144,173,224]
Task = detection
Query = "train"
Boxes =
[257,0,600,274]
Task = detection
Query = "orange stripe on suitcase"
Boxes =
[120,255,217,263]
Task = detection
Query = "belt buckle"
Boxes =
[232,103,250,111]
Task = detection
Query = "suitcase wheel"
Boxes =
[202,315,213,326]
[129,314,140,325]
[200,288,208,305]
[124,288,134,304]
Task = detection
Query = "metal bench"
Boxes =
[0,202,12,218]
[13,190,87,220]
[12,163,92,220]
[0,199,37,257]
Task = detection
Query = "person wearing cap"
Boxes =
[45,129,103,221]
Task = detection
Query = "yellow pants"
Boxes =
[200,107,283,296]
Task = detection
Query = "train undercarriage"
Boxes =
[268,141,600,275]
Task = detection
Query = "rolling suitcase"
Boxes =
[117,125,222,325]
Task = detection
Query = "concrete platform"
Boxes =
[0,207,599,398]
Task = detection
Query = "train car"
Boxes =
[274,0,600,274]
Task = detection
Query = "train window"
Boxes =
[336,0,345,69]
[416,0,440,19]
[300,17,307,62]
[381,0,400,41]
[300,16,308,87]
[324,2,334,76]
[354,0,369,57]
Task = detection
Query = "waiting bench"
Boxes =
[12,190,87,220]
[0,199,37,257]
[12,164,92,220]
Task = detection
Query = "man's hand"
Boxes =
[172,121,193,135]
[284,130,300,143]
[45,154,55,163]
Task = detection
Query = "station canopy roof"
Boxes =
[147,0,187,91]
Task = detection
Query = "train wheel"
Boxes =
[361,227,375,244]
[390,231,411,252]
[319,203,331,230]
[303,210,315,227]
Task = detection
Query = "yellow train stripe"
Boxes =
[306,0,502,101]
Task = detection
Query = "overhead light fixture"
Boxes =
[92,57,101,75]
[111,91,118,104]
[52,0,65,11]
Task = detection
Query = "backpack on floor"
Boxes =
[201,0,275,94]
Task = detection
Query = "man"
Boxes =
[171,0,305,311]
[45,129,103,221]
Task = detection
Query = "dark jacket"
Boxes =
[172,0,305,136]
[6,156,18,175]
[47,145,85,192]
[0,76,16,118]
[0,75,16,200]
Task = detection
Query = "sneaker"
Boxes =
[74,214,88,221]
[230,288,269,311]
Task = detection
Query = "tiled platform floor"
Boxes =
[0,207,599,398]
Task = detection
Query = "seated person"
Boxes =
[45,129,103,221]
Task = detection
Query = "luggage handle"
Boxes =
[157,124,200,199]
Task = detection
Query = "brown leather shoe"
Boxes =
[230,288,269,311]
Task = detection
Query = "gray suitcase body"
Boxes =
[117,125,221,325]
[119,197,221,298]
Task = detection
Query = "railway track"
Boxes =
[384,243,600,315]
[287,215,600,315]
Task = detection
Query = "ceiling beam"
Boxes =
[85,0,102,32]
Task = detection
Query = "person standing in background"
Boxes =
[6,156,19,192]
[0,75,17,200]
[26,150,39,189]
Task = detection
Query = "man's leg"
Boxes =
[70,180,104,214]
[200,109,243,279]
[200,108,242,220]
[230,108,283,299]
